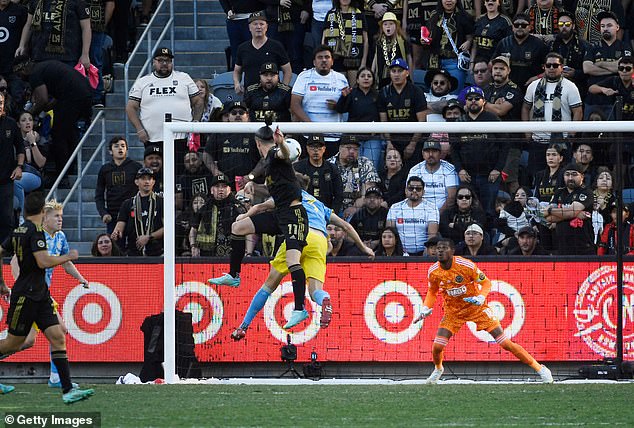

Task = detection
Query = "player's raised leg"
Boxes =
[490,327,553,383]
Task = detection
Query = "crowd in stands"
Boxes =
[2,0,634,259]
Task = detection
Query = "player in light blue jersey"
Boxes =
[11,200,88,388]
[230,185,374,339]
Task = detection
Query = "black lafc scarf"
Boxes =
[32,0,67,54]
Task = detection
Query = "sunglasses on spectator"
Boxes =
[545,63,561,68]
[513,22,529,28]
[557,21,573,27]
[618,65,633,72]
[230,109,247,115]
[432,80,447,85]
[473,68,488,74]
[407,186,423,191]
[457,194,472,200]
[465,96,482,101]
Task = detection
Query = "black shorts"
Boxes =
[251,211,282,236]
[6,294,59,336]
[276,205,308,251]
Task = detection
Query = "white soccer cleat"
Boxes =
[425,367,444,384]
[538,365,554,383]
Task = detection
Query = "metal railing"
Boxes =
[123,0,175,139]
[46,110,107,241]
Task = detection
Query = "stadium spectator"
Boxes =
[582,11,632,119]
[126,47,203,177]
[349,186,388,250]
[532,142,565,252]
[522,52,583,178]
[422,0,474,95]
[0,75,20,120]
[335,67,383,169]
[310,0,333,49]
[507,225,548,255]
[588,55,634,122]
[402,0,434,69]
[575,0,625,44]
[407,139,459,214]
[0,91,24,244]
[95,136,142,234]
[294,135,344,214]
[439,184,487,245]
[143,145,163,194]
[111,167,164,256]
[175,150,214,213]
[456,57,492,104]
[424,235,439,257]
[549,11,591,97]
[327,223,358,256]
[497,187,531,247]
[16,0,91,68]
[452,86,506,216]
[108,0,132,64]
[291,45,348,154]
[202,101,260,189]
[471,0,512,63]
[375,225,407,256]
[14,111,47,224]
[264,0,309,74]
[371,12,411,88]
[221,0,263,69]
[484,56,522,121]
[543,162,595,255]
[597,202,634,255]
[194,79,223,123]
[524,0,562,45]
[386,176,439,256]
[571,143,597,187]
[328,135,380,219]
[89,0,114,107]
[362,0,400,67]
[491,13,548,90]
[244,62,292,122]
[90,232,123,256]
[189,174,246,257]
[423,69,458,120]
[377,58,427,165]
[233,11,292,94]
[14,57,92,181]
[454,223,497,255]
[592,166,616,227]
[176,193,206,256]
[322,0,368,84]
[442,98,464,122]
[378,147,407,207]
[0,0,27,102]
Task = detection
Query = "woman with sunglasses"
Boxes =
[471,0,512,63]
[439,184,487,245]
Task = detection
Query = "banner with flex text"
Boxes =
[1,260,633,363]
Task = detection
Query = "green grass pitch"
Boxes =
[2,384,633,427]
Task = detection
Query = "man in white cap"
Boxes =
[454,223,497,255]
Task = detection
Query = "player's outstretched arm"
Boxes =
[237,198,275,222]
[34,249,78,269]
[274,126,291,160]
[330,213,375,259]
[62,262,89,288]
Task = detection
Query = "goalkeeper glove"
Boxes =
[463,295,485,306]
[414,306,433,323]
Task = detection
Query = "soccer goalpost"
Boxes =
[163,119,634,383]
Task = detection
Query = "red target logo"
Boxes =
[175,282,223,344]
[63,283,122,345]
[263,281,319,344]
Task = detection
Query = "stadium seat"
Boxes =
[211,71,242,104]
[411,69,427,92]
[623,188,634,204]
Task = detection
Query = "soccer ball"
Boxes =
[285,138,302,162]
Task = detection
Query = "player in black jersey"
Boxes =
[0,192,94,403]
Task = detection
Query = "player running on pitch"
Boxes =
[415,238,553,384]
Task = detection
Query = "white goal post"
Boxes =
[162,120,634,383]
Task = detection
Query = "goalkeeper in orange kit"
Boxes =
[415,238,554,384]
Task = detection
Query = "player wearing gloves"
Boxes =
[415,238,553,384]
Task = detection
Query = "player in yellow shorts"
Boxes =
[415,238,554,384]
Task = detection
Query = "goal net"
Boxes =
[162,120,634,383]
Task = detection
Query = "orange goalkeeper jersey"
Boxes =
[425,256,492,318]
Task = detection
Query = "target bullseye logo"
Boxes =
[0,28,9,44]
[263,281,319,344]
[175,281,223,345]
[64,283,122,345]
[364,281,424,344]
[467,280,526,343]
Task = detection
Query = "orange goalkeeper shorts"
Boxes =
[439,306,500,335]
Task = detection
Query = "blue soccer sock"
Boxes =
[312,289,330,306]
[240,288,271,329]
[49,348,59,382]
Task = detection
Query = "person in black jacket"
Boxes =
[95,136,143,234]
[439,184,487,245]
[0,91,24,243]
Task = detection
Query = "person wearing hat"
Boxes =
[126,46,203,176]
[349,186,389,250]
[542,162,595,255]
[175,150,214,213]
[452,85,507,216]
[328,134,380,219]
[95,136,143,234]
[233,11,292,95]
[377,57,427,164]
[294,134,344,213]
[371,12,411,87]
[407,138,459,214]
[454,223,497,256]
[442,99,464,121]
[597,202,634,255]
[243,62,291,123]
[588,55,634,121]
[576,6,625,44]
[189,174,246,257]
[471,0,512,63]
[202,100,260,190]
[111,167,164,257]
[423,69,458,119]
[507,226,548,255]
[548,11,591,95]
[582,10,630,119]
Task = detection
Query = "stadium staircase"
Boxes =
[58,0,229,254]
